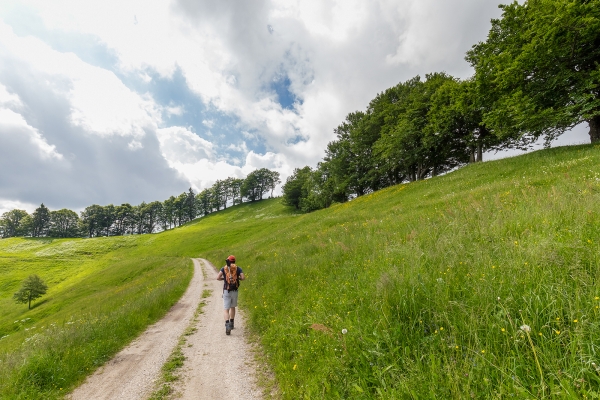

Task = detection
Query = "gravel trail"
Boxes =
[68,258,261,400]
[173,259,261,399]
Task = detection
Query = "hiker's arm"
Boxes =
[217,270,224,281]
[239,272,245,281]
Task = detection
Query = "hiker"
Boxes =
[217,255,245,335]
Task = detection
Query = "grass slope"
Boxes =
[1,144,600,398]
[202,144,600,398]
[0,236,193,398]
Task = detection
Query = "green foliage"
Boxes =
[48,209,79,238]
[242,168,281,202]
[13,275,48,309]
[0,209,29,238]
[467,0,600,142]
[31,204,51,238]
[281,166,312,209]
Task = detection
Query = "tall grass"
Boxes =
[198,144,600,398]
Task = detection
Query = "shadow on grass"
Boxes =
[30,299,50,309]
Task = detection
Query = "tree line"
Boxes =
[282,0,600,212]
[0,168,280,238]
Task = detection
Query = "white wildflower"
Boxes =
[342,329,348,335]
[520,324,531,333]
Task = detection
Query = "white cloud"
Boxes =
[0,21,161,139]
[0,198,38,215]
[156,126,215,164]
[165,105,184,116]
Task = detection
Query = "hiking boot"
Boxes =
[230,320,234,330]
[225,321,231,335]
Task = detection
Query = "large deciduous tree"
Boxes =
[0,209,29,238]
[242,169,280,202]
[48,209,80,238]
[80,205,105,237]
[467,0,600,143]
[282,166,312,209]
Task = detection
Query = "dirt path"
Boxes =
[68,258,261,400]
[173,259,260,399]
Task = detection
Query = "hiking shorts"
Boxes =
[223,290,238,309]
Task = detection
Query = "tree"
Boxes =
[229,178,245,205]
[373,73,456,182]
[242,168,279,201]
[13,274,48,309]
[161,196,176,229]
[101,204,116,236]
[241,172,260,202]
[300,165,337,212]
[266,170,281,198]
[282,166,312,209]
[140,201,163,233]
[48,209,80,238]
[195,190,212,217]
[173,193,188,226]
[31,204,51,237]
[112,203,134,235]
[80,205,105,237]
[184,188,196,221]
[467,0,600,143]
[0,209,29,238]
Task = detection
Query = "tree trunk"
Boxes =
[476,141,483,162]
[469,148,476,163]
[589,115,600,143]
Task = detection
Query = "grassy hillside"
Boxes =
[1,144,599,398]
[202,144,600,398]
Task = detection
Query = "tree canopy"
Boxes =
[13,274,48,309]
[467,0,600,143]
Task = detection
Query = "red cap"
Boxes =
[227,255,236,262]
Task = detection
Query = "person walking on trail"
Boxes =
[217,255,245,335]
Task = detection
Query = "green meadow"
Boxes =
[2,144,600,398]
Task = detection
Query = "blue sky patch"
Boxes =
[271,75,298,110]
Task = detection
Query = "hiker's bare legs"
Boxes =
[223,307,236,321]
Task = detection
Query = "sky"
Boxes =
[0,0,590,214]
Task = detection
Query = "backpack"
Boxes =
[224,264,239,291]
